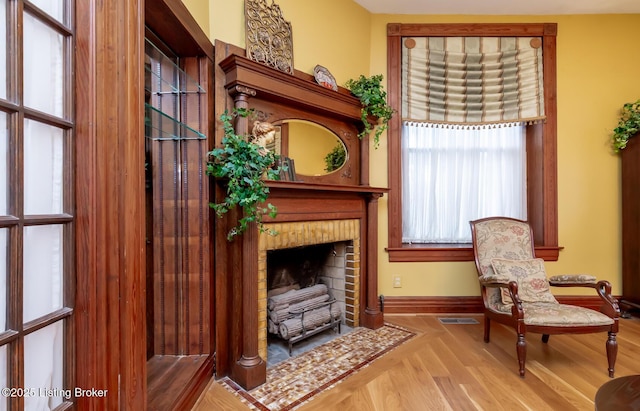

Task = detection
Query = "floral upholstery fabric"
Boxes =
[494,302,614,326]
[491,258,557,305]
[472,219,535,308]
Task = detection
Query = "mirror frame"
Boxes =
[248,97,361,185]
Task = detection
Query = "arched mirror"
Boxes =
[280,120,347,176]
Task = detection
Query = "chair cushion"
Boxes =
[519,302,615,326]
[491,258,557,305]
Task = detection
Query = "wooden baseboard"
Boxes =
[381,295,620,314]
[382,296,483,313]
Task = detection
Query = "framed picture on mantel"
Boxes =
[277,156,298,182]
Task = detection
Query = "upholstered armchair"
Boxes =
[469,217,620,378]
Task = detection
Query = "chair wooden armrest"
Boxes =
[481,280,526,319]
[479,274,512,285]
[549,277,619,319]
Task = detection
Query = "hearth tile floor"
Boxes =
[220,323,417,411]
[267,325,353,368]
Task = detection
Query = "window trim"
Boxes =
[386,23,560,262]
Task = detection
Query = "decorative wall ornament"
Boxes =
[313,65,337,91]
[244,0,294,74]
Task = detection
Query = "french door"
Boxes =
[0,0,75,410]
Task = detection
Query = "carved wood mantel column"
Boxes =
[228,85,267,389]
[361,193,384,329]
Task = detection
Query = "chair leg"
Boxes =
[606,331,617,378]
[517,333,527,377]
[484,316,490,343]
[542,334,550,343]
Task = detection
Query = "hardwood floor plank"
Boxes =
[434,376,479,411]
[193,314,640,411]
[363,371,405,410]
[526,361,594,410]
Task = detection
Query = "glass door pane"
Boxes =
[0,345,6,411]
[23,225,63,323]
[23,119,64,215]
[30,0,65,24]
[0,229,6,332]
[0,0,6,100]
[23,12,64,117]
[24,321,65,410]
[0,112,7,215]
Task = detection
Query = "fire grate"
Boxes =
[438,317,480,325]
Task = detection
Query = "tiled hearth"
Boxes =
[257,219,361,362]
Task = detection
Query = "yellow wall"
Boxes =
[370,14,640,297]
[209,0,372,86]
[187,1,640,298]
[182,0,210,35]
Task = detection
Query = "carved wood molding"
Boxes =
[219,54,363,122]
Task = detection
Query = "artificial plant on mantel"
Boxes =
[207,109,283,240]
[612,99,640,152]
[345,74,395,148]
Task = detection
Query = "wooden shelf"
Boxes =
[147,355,212,411]
[266,180,388,195]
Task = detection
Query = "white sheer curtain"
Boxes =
[402,122,527,243]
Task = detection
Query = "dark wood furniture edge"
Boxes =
[621,135,640,309]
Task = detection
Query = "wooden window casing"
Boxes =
[386,23,560,262]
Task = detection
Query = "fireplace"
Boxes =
[215,50,387,390]
[258,219,360,361]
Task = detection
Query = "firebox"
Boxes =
[266,241,353,356]
[257,219,361,362]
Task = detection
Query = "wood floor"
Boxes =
[193,314,640,410]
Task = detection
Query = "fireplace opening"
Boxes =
[266,241,354,366]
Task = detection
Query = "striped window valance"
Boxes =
[402,36,545,126]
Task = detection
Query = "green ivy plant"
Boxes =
[207,109,283,240]
[323,143,346,172]
[344,74,395,148]
[612,99,640,152]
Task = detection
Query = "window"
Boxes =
[386,23,560,262]
[0,0,74,409]
[402,122,527,243]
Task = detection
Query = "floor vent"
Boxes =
[438,317,479,325]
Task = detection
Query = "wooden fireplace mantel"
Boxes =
[214,42,387,390]
[219,54,363,123]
